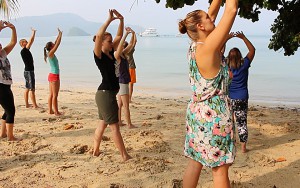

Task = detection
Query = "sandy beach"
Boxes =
[0,83,299,188]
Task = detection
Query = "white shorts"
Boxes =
[118,83,129,95]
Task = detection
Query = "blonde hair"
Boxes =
[178,10,203,41]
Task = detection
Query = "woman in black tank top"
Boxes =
[92,9,131,161]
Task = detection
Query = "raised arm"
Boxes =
[221,32,235,55]
[123,27,136,54]
[208,0,222,22]
[48,28,62,58]
[26,27,36,49]
[205,0,238,52]
[114,29,130,63]
[3,21,17,55]
[112,9,124,50]
[235,31,256,62]
[94,9,115,58]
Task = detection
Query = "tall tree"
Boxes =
[0,0,19,19]
[155,0,300,56]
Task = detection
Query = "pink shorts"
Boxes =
[48,73,60,82]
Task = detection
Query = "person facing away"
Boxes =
[43,28,63,116]
[0,21,21,141]
[226,31,255,153]
[19,27,38,108]
[123,30,137,103]
[93,9,131,161]
[178,0,238,187]
[116,27,136,129]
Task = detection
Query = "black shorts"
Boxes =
[24,71,35,90]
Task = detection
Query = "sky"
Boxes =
[12,0,279,35]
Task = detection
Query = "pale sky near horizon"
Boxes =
[13,0,278,35]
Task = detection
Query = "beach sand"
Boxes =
[0,83,299,188]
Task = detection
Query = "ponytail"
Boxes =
[43,47,48,63]
[44,41,53,63]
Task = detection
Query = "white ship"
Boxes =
[139,28,159,37]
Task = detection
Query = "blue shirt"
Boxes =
[229,56,251,100]
[48,55,60,74]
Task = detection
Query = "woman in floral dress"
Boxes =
[178,0,238,187]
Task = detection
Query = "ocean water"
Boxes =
[1,35,300,106]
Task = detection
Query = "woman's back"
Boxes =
[189,42,231,102]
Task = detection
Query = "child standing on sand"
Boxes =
[43,28,63,116]
[19,28,38,108]
[117,27,136,129]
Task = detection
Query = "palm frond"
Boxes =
[0,0,19,19]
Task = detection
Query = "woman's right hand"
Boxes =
[113,9,124,21]
[58,28,62,34]
[235,31,245,39]
[4,21,15,30]
[125,27,132,34]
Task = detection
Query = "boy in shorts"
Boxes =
[19,28,38,108]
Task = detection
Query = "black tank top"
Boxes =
[94,51,119,91]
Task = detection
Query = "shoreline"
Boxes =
[11,81,300,109]
[0,82,299,187]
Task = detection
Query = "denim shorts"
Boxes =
[24,71,35,90]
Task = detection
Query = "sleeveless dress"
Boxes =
[184,42,236,168]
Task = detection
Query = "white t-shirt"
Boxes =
[0,49,13,85]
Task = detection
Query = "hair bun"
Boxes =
[178,19,187,34]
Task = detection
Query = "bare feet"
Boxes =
[54,111,63,116]
[122,154,132,162]
[92,149,101,157]
[1,134,7,138]
[128,124,137,129]
[241,142,248,153]
[8,136,22,142]
[49,110,54,114]
[119,122,126,127]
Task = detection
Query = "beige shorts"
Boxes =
[118,83,129,95]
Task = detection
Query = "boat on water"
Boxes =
[139,28,159,37]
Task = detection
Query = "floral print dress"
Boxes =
[184,42,236,168]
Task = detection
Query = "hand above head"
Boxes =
[227,32,235,40]
[0,20,7,31]
[58,28,62,34]
[31,27,37,32]
[107,9,117,22]
[4,21,15,29]
[125,27,132,34]
[112,9,124,20]
[235,31,245,39]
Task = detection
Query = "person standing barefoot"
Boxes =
[43,28,63,116]
[0,21,21,141]
[179,0,238,187]
[226,31,256,153]
[19,27,38,108]
[93,9,131,161]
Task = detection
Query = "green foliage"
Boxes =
[156,0,300,56]
[0,0,19,18]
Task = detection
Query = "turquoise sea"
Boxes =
[1,35,300,106]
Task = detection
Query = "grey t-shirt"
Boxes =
[125,48,136,69]
[0,49,12,85]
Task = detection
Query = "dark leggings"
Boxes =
[231,99,248,143]
[0,83,15,123]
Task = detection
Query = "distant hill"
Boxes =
[0,13,143,38]
[68,27,90,36]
